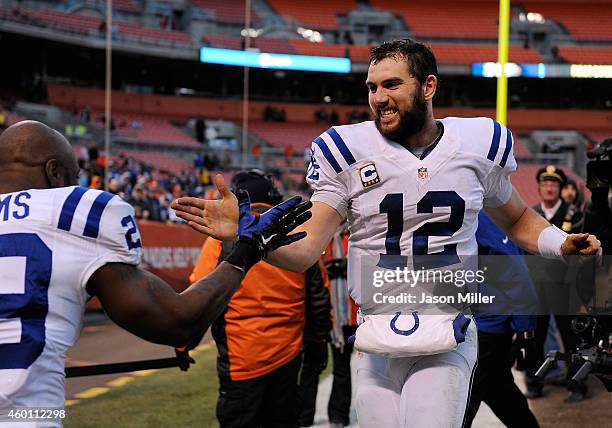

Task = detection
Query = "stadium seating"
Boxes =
[193,0,261,25]
[557,46,612,64]
[372,0,500,39]
[248,120,328,149]
[290,40,541,65]
[21,9,194,47]
[116,21,194,47]
[117,149,194,175]
[583,130,611,145]
[97,112,200,148]
[429,43,542,65]
[522,1,612,41]
[108,0,141,14]
[266,0,356,30]
[26,9,99,35]
[204,34,295,53]
[290,39,348,57]
[48,86,612,139]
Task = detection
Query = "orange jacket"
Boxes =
[190,238,318,381]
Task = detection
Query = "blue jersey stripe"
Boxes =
[57,187,88,232]
[314,137,343,173]
[83,192,115,238]
[326,128,356,166]
[487,120,502,162]
[499,128,513,168]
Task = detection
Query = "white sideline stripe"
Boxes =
[0,256,26,294]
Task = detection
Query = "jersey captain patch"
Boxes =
[359,163,380,188]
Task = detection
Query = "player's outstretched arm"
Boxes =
[173,173,343,272]
[265,201,344,272]
[87,261,244,347]
[485,187,601,257]
[87,192,313,348]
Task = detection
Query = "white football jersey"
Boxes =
[307,117,516,304]
[0,187,142,421]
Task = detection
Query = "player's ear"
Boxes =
[423,74,437,101]
[44,158,64,188]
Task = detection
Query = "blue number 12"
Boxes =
[377,191,465,269]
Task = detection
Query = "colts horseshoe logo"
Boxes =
[390,311,420,336]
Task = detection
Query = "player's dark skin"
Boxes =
[0,120,244,347]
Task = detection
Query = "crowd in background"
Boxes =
[77,145,201,222]
[75,144,309,223]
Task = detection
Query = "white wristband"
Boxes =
[537,225,568,260]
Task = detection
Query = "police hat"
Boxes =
[536,165,567,186]
[230,169,283,206]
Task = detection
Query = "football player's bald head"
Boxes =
[0,120,79,193]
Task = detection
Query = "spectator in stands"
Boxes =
[264,105,275,121]
[128,185,152,220]
[190,170,328,428]
[222,153,233,171]
[0,108,7,131]
[526,165,586,402]
[561,177,583,209]
[252,143,261,159]
[315,108,328,124]
[330,110,339,125]
[195,117,205,143]
[284,144,295,166]
[205,123,218,145]
[81,105,91,122]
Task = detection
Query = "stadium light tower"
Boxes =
[104,0,113,191]
[496,0,510,126]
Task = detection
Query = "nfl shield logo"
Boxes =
[417,167,428,179]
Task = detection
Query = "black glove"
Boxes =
[225,190,312,272]
[174,347,196,372]
[512,331,537,371]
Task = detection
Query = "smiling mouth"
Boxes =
[378,108,398,123]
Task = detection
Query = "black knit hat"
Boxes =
[230,169,283,205]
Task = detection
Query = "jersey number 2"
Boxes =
[0,233,51,370]
[378,191,465,269]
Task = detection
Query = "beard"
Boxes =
[374,92,428,144]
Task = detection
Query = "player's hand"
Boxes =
[236,190,312,252]
[224,191,312,272]
[560,233,601,256]
[171,174,238,241]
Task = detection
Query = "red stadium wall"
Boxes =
[48,84,612,131]
[87,221,206,311]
